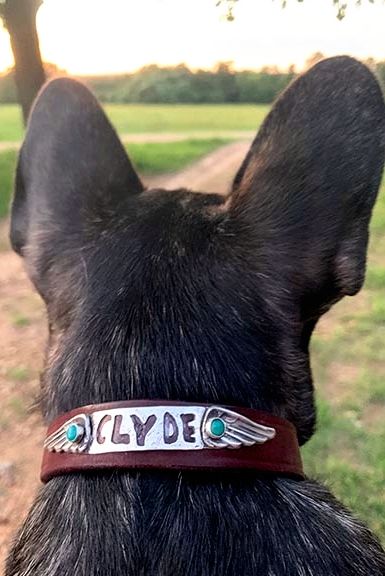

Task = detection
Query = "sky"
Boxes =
[0,0,385,75]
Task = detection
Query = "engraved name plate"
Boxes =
[44,405,276,454]
[90,406,206,453]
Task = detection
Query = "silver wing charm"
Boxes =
[201,406,276,449]
[44,414,92,453]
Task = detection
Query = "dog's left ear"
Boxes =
[229,56,385,323]
[10,78,143,304]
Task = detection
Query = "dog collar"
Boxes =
[41,400,304,483]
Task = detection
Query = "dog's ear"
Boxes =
[230,56,385,322]
[10,78,143,304]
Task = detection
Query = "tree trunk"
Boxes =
[3,0,46,125]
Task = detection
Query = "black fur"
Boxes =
[6,56,385,575]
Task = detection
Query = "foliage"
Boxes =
[375,62,385,92]
[216,0,239,21]
[0,149,16,217]
[86,63,295,104]
[0,70,16,103]
[0,62,295,105]
[217,0,381,20]
[74,59,385,105]
[2,57,384,107]
[0,62,64,105]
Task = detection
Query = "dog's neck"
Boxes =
[41,302,312,445]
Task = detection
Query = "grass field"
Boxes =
[0,151,15,219]
[0,103,268,142]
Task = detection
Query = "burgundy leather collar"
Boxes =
[41,400,304,483]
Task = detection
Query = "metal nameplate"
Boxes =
[44,405,276,454]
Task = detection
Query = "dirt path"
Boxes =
[0,140,250,568]
[0,251,46,569]
[0,142,19,152]
[148,141,249,192]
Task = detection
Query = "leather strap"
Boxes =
[41,400,304,483]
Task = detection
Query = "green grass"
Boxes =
[126,138,229,174]
[10,311,32,327]
[0,150,17,217]
[0,103,268,142]
[106,103,268,135]
[0,105,23,141]
[6,366,30,382]
[0,139,230,219]
[303,400,385,539]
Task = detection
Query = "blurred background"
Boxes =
[1,0,385,566]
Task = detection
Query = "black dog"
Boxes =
[6,56,385,575]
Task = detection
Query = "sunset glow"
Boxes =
[1,0,385,75]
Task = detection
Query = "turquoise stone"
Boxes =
[66,423,82,443]
[210,418,225,438]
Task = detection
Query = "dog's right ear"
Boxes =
[10,78,143,303]
[229,57,385,321]
[227,57,385,443]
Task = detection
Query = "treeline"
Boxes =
[82,63,295,104]
[0,63,295,105]
[1,60,385,105]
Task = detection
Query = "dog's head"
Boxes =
[10,56,385,445]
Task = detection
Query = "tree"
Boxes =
[0,0,45,124]
[217,0,380,20]
[305,52,326,70]
[215,62,239,102]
